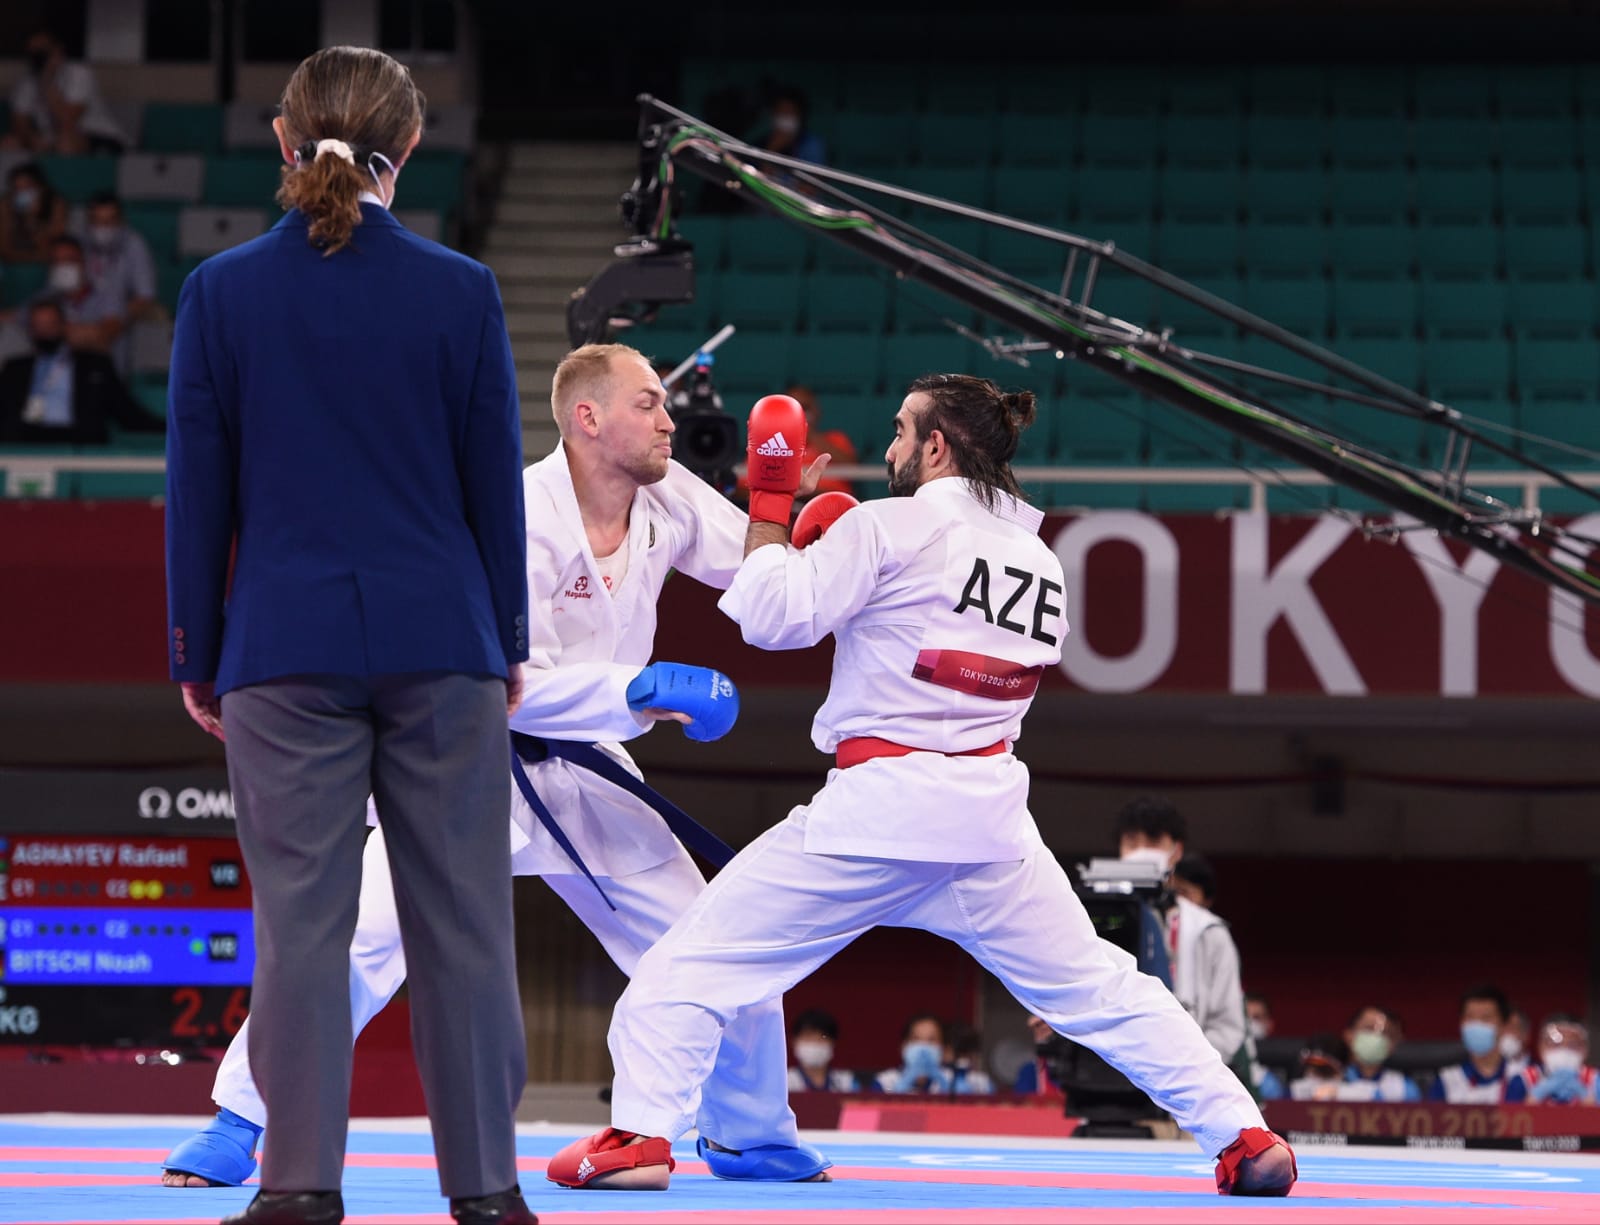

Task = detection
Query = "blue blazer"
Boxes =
[166,203,528,694]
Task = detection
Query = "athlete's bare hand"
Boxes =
[641,707,692,725]
[506,663,525,716]
[797,453,832,499]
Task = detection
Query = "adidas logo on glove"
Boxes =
[576,1156,595,1183]
[754,431,795,457]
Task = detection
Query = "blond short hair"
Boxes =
[550,342,648,432]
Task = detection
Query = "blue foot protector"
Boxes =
[160,1108,262,1186]
[697,1136,832,1181]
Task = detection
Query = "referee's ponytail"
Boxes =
[275,46,425,255]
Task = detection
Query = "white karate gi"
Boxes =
[606,477,1266,1159]
[212,447,799,1151]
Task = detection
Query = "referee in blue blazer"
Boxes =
[165,48,535,1225]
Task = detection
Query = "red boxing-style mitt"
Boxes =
[792,491,859,547]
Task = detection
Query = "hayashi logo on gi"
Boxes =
[563,575,593,601]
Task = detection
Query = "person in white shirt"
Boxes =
[550,374,1298,1198]
[4,30,126,155]
[160,342,832,1190]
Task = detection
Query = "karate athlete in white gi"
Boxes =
[161,343,831,1190]
[550,375,1297,1197]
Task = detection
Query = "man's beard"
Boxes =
[619,446,671,487]
[887,449,922,498]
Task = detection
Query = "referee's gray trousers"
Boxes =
[221,671,524,1197]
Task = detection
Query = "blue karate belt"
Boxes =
[508,731,736,912]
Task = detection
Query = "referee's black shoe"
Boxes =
[451,1185,539,1223]
[220,1190,343,1224]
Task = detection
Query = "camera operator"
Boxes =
[1115,799,1250,1078]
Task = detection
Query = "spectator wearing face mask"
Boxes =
[0,162,69,264]
[1339,1005,1419,1102]
[876,1013,953,1094]
[762,87,827,167]
[787,1008,858,1093]
[3,29,126,156]
[1501,1008,1532,1071]
[1115,798,1247,1071]
[82,192,158,324]
[0,297,163,444]
[1245,993,1287,1101]
[1429,984,1517,1103]
[30,235,136,367]
[1505,1015,1598,1106]
[943,1023,995,1095]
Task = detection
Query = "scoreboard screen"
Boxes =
[0,834,254,1044]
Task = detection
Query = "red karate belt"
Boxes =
[836,737,1010,770]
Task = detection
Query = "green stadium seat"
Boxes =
[1076,211,1153,263]
[1145,402,1239,465]
[1414,116,1496,164]
[1500,164,1583,218]
[719,271,802,330]
[1414,66,1494,117]
[1340,335,1424,390]
[1043,482,1142,511]
[994,113,1076,167]
[141,103,223,155]
[156,261,191,312]
[1418,274,1508,333]
[1158,271,1241,331]
[125,202,182,262]
[1265,483,1335,513]
[821,390,892,454]
[725,218,810,271]
[203,154,282,207]
[1424,335,1513,396]
[900,164,989,210]
[624,326,703,370]
[1507,275,1598,330]
[1077,67,1161,116]
[394,153,466,211]
[1330,67,1409,117]
[1243,219,1328,274]
[712,330,793,394]
[991,165,1071,221]
[75,471,166,500]
[1162,115,1244,165]
[983,226,1064,282]
[1498,116,1580,165]
[1057,385,1144,463]
[843,68,922,112]
[2,262,48,308]
[1416,217,1500,276]
[1244,163,1327,216]
[1248,64,1329,114]
[790,332,882,392]
[882,332,969,387]
[916,216,989,259]
[1329,164,1410,213]
[1330,273,1419,334]
[1158,216,1242,274]
[831,111,916,167]
[1079,114,1162,163]
[1330,212,1415,276]
[1516,332,1600,397]
[1414,164,1496,218]
[129,374,169,419]
[806,270,892,331]
[1242,272,1331,337]
[1145,482,1250,512]
[1164,67,1248,115]
[1504,218,1586,275]
[37,156,116,203]
[1161,162,1244,212]
[1520,397,1600,467]
[678,217,727,271]
[1244,115,1326,161]
[1329,115,1412,162]
[1496,65,1576,118]
[912,113,998,165]
[1091,268,1155,325]
[1578,63,1600,113]
[1077,161,1158,214]
[923,75,1006,114]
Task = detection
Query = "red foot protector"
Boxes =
[1214,1126,1297,1196]
[547,1127,676,1188]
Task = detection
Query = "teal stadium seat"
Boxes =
[1520,398,1600,467]
[141,103,223,155]
[1079,114,1162,164]
[1414,116,1495,164]
[1076,161,1157,215]
[393,153,465,211]
[1076,211,1152,263]
[725,217,809,272]
[125,203,182,263]
[1339,335,1424,392]
[830,111,916,168]
[710,330,792,399]
[1329,67,1410,117]
[1244,114,1326,162]
[1249,63,1329,112]
[1244,163,1328,217]
[1497,65,1576,118]
[1498,117,1579,166]
[1091,270,1155,327]
[1145,402,1239,465]
[912,113,998,166]
[1330,273,1419,334]
[1419,274,1508,334]
[1157,216,1242,275]
[1329,164,1411,213]
[75,471,166,500]
[1416,217,1500,276]
[1329,115,1412,163]
[994,112,1076,167]
[991,165,1071,221]
[1243,219,1328,275]
[1162,114,1244,165]
[2,262,47,308]
[677,217,727,271]
[1504,217,1586,276]
[37,156,116,202]
[719,271,803,330]
[1516,332,1600,399]
[1163,66,1248,116]
[1158,271,1241,331]
[1162,162,1244,213]
[1414,65,1493,118]
[1242,272,1331,338]
[820,390,891,458]
[790,332,882,394]
[805,270,892,331]
[203,154,282,207]
[1499,164,1582,219]
[1508,275,1598,330]
[882,332,967,388]
[1414,164,1496,218]
[1424,335,1513,397]
[900,165,990,210]
[130,374,169,419]
[1057,385,1145,464]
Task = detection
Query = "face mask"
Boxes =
[902,1040,942,1077]
[1461,1021,1499,1058]
[1500,1033,1525,1061]
[793,1039,832,1069]
[48,264,83,293]
[1120,846,1173,871]
[773,114,801,135]
[32,335,63,356]
[13,189,38,211]
[1350,1031,1393,1067]
[1248,1018,1269,1042]
[367,151,399,208]
[87,224,120,249]
[1544,1048,1585,1076]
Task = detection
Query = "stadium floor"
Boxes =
[5,1114,1600,1223]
